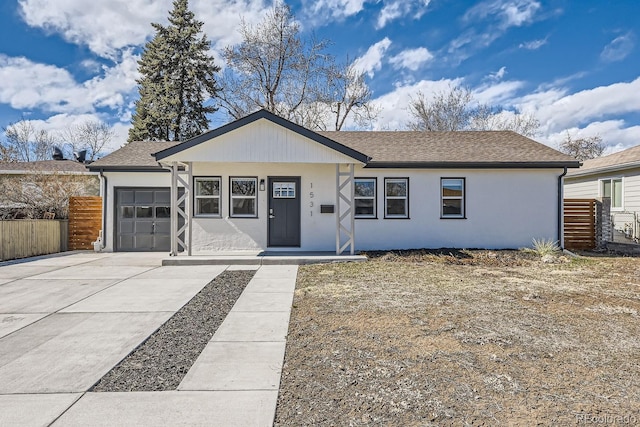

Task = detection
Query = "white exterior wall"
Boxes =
[354,167,560,250]
[102,166,562,252]
[190,162,338,252]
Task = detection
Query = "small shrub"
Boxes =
[522,238,560,257]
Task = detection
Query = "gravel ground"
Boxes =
[275,251,640,426]
[91,269,254,392]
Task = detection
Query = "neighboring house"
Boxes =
[0,160,99,219]
[88,109,579,254]
[564,144,640,241]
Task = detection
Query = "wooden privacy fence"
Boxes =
[564,199,596,250]
[69,196,102,250]
[0,220,68,261]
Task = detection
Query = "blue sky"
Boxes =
[0,0,638,154]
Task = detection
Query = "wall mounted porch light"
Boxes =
[259,179,265,191]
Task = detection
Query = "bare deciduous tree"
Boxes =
[219,2,378,130]
[0,168,99,219]
[2,119,58,162]
[408,85,540,137]
[559,132,605,161]
[62,120,115,161]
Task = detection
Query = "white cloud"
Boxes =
[473,79,524,105]
[465,0,541,28]
[369,78,463,130]
[516,77,640,134]
[352,38,392,78]
[304,0,367,21]
[486,66,507,81]
[544,121,640,153]
[18,0,272,58]
[389,47,433,71]
[519,38,547,50]
[600,32,635,63]
[449,0,542,62]
[376,0,431,29]
[0,51,139,114]
[7,113,129,154]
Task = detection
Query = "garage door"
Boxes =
[116,188,174,251]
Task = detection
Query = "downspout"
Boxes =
[557,167,567,248]
[99,170,107,250]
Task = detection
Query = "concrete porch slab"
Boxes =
[52,390,278,427]
[0,279,119,313]
[211,312,291,342]
[162,252,367,266]
[178,342,285,391]
[0,311,173,393]
[232,291,294,312]
[0,393,81,427]
[60,278,214,313]
[0,313,48,339]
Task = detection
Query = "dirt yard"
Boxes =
[274,251,640,426]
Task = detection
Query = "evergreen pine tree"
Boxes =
[128,0,220,142]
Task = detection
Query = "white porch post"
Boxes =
[336,163,355,255]
[169,161,192,256]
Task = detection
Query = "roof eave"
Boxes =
[364,161,581,169]
[566,161,640,178]
[87,165,169,173]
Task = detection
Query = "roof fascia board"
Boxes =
[0,170,95,175]
[364,161,582,169]
[154,109,370,164]
[566,162,640,178]
[87,166,169,173]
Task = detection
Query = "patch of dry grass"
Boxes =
[275,251,640,426]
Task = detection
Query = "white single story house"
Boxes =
[564,144,640,240]
[88,110,579,254]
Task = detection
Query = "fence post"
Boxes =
[600,197,612,245]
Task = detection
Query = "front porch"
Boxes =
[161,251,367,266]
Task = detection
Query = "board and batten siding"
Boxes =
[160,119,361,164]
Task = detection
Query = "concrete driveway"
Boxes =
[0,252,297,426]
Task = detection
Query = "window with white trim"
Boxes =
[273,182,296,198]
[354,178,376,218]
[384,178,408,218]
[441,178,465,218]
[601,178,623,209]
[194,177,221,216]
[231,177,257,217]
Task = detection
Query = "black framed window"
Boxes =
[230,177,257,217]
[384,178,408,218]
[354,178,376,218]
[441,178,465,219]
[194,177,221,217]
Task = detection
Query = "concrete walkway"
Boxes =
[0,252,298,427]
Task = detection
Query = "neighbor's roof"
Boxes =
[567,144,640,177]
[318,130,578,167]
[0,160,91,174]
[89,110,579,170]
[89,141,182,171]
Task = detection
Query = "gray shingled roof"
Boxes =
[0,160,90,173]
[90,131,578,170]
[567,144,640,176]
[318,130,577,165]
[89,141,181,169]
